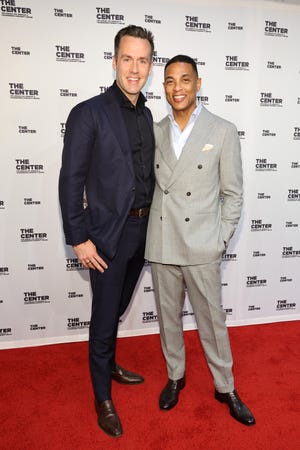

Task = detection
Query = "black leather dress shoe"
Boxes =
[159,376,186,410]
[111,363,144,384]
[215,389,256,426]
[96,400,123,437]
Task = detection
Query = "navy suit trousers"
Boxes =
[89,215,148,402]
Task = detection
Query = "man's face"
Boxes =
[113,35,153,105]
[164,62,201,115]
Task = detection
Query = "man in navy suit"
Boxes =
[59,25,155,438]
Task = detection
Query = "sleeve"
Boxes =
[58,102,95,246]
[219,122,243,244]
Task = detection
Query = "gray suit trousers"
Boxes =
[151,260,235,393]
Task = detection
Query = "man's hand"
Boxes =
[72,240,108,272]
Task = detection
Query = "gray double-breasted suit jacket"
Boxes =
[145,106,243,265]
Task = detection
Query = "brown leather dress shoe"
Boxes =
[96,400,123,437]
[159,376,186,410]
[215,389,256,426]
[111,363,144,384]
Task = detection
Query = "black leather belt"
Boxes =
[128,207,150,217]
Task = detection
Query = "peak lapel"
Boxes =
[156,119,178,172]
[166,107,215,188]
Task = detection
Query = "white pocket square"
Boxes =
[201,144,214,152]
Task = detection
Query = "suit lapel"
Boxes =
[157,118,178,171]
[103,88,134,177]
[166,107,215,188]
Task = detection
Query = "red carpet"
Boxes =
[0,321,299,449]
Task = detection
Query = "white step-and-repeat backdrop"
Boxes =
[1,0,299,348]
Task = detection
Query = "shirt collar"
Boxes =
[112,80,146,111]
[168,100,202,124]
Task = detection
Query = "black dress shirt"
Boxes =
[111,81,154,209]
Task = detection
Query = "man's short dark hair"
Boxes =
[114,24,154,59]
[165,55,198,76]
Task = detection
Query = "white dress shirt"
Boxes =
[168,102,202,159]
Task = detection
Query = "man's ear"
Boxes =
[149,61,154,74]
[197,77,202,91]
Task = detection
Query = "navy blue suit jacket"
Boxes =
[59,85,154,260]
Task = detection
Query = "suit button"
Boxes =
[164,189,169,194]
[160,216,162,220]
[186,192,191,196]
[131,187,136,191]
[185,218,190,222]
[156,164,160,168]
[198,164,203,169]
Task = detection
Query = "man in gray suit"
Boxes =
[145,55,255,426]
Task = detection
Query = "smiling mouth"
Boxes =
[173,95,186,102]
